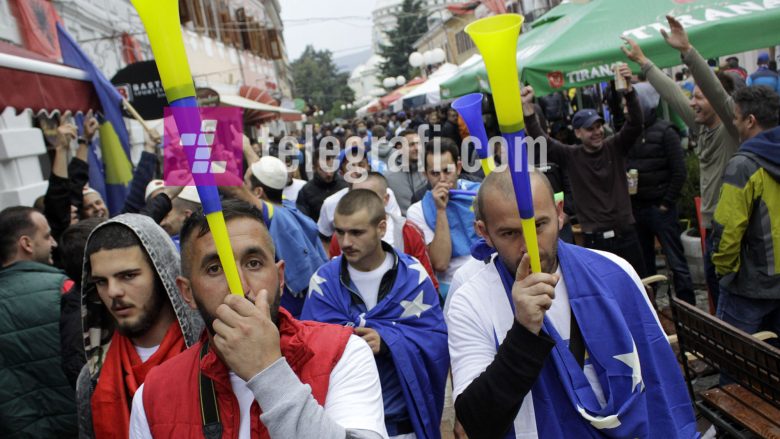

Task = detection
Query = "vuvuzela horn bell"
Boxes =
[466,14,541,273]
[451,93,495,176]
[132,0,243,295]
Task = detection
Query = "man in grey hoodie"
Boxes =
[75,214,204,438]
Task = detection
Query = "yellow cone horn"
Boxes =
[131,0,196,103]
[465,14,525,133]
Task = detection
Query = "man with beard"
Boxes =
[129,199,387,438]
[76,214,204,438]
[0,206,77,438]
[446,170,696,438]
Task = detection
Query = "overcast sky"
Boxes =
[280,0,377,61]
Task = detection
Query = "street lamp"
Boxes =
[431,48,446,64]
[409,52,424,68]
[382,77,397,89]
[396,75,406,86]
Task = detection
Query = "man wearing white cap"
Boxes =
[248,156,329,317]
[160,186,201,251]
[82,187,108,219]
[144,180,165,202]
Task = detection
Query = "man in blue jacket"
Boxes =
[747,52,780,94]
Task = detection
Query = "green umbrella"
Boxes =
[441,0,780,98]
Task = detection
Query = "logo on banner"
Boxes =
[547,71,565,89]
[163,107,243,187]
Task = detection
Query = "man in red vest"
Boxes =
[129,199,388,438]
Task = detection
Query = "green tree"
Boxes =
[291,45,355,113]
[378,0,428,80]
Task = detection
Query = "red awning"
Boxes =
[0,41,100,115]
[240,84,280,124]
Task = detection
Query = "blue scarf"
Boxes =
[301,251,449,439]
[421,179,480,257]
[264,201,328,316]
[495,241,697,438]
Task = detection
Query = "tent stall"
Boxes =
[441,0,780,97]
[401,63,459,108]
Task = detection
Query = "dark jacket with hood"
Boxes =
[74,214,204,438]
[626,105,687,209]
[713,125,780,299]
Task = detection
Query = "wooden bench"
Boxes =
[671,297,780,438]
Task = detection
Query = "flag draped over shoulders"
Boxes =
[301,252,449,439]
[495,241,697,438]
[422,179,480,257]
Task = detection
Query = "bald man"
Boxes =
[446,170,696,438]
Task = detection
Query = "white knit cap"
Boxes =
[177,186,201,204]
[144,179,165,200]
[250,156,288,190]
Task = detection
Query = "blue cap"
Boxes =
[758,52,770,64]
[572,109,604,129]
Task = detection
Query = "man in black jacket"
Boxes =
[296,146,347,222]
[627,84,695,304]
[522,64,647,277]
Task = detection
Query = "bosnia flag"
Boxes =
[57,23,133,216]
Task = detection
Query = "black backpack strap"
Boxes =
[199,341,223,439]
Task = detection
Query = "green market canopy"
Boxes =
[440,0,780,98]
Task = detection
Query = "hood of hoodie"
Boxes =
[634,82,660,127]
[740,125,780,180]
[80,214,204,376]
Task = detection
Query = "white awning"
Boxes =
[219,94,301,115]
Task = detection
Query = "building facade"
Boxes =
[0,0,295,209]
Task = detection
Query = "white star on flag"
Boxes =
[408,261,429,285]
[308,272,327,298]
[613,341,644,391]
[577,405,622,430]
[399,290,432,319]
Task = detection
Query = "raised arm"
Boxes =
[621,36,697,130]
[660,15,738,141]
[521,86,569,167]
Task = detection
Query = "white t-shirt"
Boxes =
[445,249,662,439]
[318,188,402,237]
[405,200,470,286]
[283,178,306,203]
[347,252,394,311]
[444,255,495,315]
[133,345,159,363]
[129,335,387,439]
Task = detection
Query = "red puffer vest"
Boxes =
[142,308,352,438]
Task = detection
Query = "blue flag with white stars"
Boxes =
[301,250,449,439]
[495,241,698,438]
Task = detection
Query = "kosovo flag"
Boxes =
[302,251,449,439]
[57,23,133,216]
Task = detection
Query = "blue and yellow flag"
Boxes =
[57,23,133,216]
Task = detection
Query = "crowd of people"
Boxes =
[1,16,779,439]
